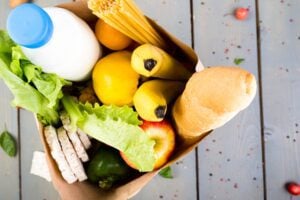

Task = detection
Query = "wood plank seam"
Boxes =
[192,1,264,199]
[189,1,201,200]
[18,108,22,200]
[254,0,267,199]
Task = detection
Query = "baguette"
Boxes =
[172,66,257,139]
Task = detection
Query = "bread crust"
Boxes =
[172,66,257,138]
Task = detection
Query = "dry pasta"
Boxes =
[88,0,167,49]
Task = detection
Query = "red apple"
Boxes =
[121,119,176,170]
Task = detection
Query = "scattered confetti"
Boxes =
[234,183,239,189]
[234,58,245,65]
[234,7,249,20]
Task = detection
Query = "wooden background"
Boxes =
[0,0,299,199]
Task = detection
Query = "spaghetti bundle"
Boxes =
[88,0,167,49]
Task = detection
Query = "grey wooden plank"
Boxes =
[19,1,69,200]
[0,2,20,200]
[20,112,60,200]
[258,0,300,199]
[193,0,264,199]
[131,0,198,199]
[133,154,198,200]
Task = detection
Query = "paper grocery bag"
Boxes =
[37,1,210,199]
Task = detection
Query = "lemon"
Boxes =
[92,51,140,106]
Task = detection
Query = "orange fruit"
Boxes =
[95,19,133,50]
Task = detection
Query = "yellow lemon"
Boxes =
[92,51,140,106]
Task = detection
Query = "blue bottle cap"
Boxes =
[7,3,53,48]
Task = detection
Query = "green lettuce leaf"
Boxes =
[11,46,71,108]
[62,95,155,172]
[0,31,14,67]
[159,166,173,179]
[0,30,15,53]
[61,96,84,132]
[0,30,71,125]
[9,46,26,78]
[234,58,245,65]
[82,103,142,126]
[0,58,60,124]
[0,130,17,157]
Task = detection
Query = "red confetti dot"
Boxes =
[286,182,300,196]
[234,7,249,20]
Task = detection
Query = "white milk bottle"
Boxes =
[7,3,101,82]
